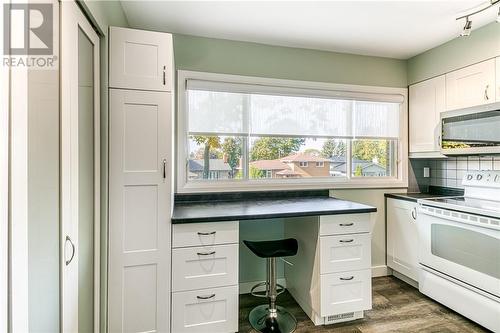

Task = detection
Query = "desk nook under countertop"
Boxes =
[171,190,376,332]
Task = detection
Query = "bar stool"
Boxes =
[243,238,298,333]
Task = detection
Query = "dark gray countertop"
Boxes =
[384,193,451,203]
[172,196,377,223]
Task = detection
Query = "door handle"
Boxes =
[197,294,215,300]
[197,251,216,256]
[484,85,489,100]
[339,239,354,243]
[340,276,354,281]
[65,235,75,266]
[197,231,216,236]
[339,223,354,227]
[162,159,166,179]
[162,66,166,85]
[411,207,417,220]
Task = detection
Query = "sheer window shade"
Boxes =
[187,80,402,139]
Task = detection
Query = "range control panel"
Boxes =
[461,171,500,188]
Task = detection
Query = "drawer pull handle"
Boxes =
[197,231,216,236]
[197,251,216,256]
[339,223,354,226]
[340,276,354,281]
[339,239,354,243]
[196,294,215,300]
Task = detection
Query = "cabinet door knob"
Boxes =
[411,207,417,220]
[196,251,216,256]
[484,85,489,100]
[339,222,354,227]
[65,235,75,266]
[162,66,166,85]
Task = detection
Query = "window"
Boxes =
[178,71,407,191]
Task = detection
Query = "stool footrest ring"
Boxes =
[250,282,285,298]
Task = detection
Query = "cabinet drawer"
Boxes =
[173,221,239,248]
[320,214,370,235]
[172,244,238,292]
[320,269,372,317]
[172,285,238,333]
[320,233,371,274]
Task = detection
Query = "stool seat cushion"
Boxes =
[243,238,298,258]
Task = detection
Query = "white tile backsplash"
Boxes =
[410,155,500,190]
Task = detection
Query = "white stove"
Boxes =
[417,171,500,333]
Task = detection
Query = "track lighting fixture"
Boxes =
[460,17,472,37]
[456,0,500,36]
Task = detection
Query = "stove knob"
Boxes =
[476,174,483,181]
[467,174,473,180]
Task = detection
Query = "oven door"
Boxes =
[440,105,500,155]
[418,205,500,298]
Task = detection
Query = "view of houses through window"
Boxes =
[188,136,396,181]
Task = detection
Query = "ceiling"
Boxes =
[120,1,498,59]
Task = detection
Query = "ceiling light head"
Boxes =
[460,17,472,37]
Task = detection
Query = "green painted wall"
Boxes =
[408,22,500,84]
[80,2,129,332]
[174,34,408,87]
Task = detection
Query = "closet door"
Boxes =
[109,27,173,92]
[108,89,171,333]
[61,1,100,332]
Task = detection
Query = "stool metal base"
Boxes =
[248,304,297,333]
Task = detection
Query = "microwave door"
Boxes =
[441,110,500,155]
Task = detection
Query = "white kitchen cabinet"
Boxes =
[171,285,239,333]
[409,75,445,154]
[386,198,419,281]
[285,213,373,326]
[171,221,239,332]
[445,59,496,110]
[108,89,172,333]
[110,27,173,91]
[496,57,500,101]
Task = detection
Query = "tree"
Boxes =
[352,140,389,166]
[321,140,346,158]
[250,137,305,161]
[192,136,221,179]
[354,164,363,176]
[249,166,265,179]
[221,137,242,171]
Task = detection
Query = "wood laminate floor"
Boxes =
[239,276,490,333]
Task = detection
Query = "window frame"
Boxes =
[177,70,408,193]
[316,161,324,168]
[299,161,309,167]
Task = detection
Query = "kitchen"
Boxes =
[2,1,500,332]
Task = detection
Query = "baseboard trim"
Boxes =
[392,270,419,288]
[372,265,390,277]
[239,278,287,294]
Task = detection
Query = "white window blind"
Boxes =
[187,79,402,139]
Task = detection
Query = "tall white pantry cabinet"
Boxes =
[108,27,174,333]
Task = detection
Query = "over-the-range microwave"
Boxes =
[440,101,500,155]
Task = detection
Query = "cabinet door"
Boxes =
[445,59,496,110]
[108,89,172,333]
[172,285,239,333]
[386,198,419,281]
[110,27,173,91]
[496,57,500,101]
[409,76,445,153]
[320,269,372,316]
